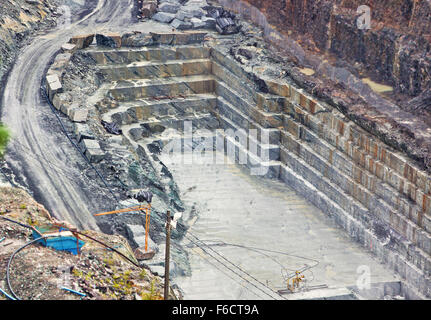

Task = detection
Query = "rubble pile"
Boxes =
[152,0,239,34]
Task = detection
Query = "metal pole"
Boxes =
[164,210,171,300]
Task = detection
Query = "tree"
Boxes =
[0,124,10,159]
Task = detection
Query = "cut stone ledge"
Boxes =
[68,34,94,49]
[96,33,122,48]
[150,31,207,45]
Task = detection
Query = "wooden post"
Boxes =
[164,210,171,300]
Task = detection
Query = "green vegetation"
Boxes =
[0,124,10,158]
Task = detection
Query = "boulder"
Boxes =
[191,17,206,29]
[158,2,180,14]
[96,33,122,48]
[178,7,204,19]
[47,53,71,77]
[171,18,193,30]
[152,12,176,23]
[140,1,157,18]
[61,43,77,54]
[52,92,72,111]
[134,247,156,260]
[68,107,89,123]
[69,34,94,49]
[216,17,240,35]
[73,123,96,142]
[80,139,104,163]
[200,16,216,29]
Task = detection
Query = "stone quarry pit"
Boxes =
[40,2,431,300]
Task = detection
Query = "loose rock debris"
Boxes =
[0,187,176,300]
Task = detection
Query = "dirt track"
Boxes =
[0,0,137,230]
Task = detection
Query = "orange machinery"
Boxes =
[94,204,153,258]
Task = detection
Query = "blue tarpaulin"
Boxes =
[32,225,85,255]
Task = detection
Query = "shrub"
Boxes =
[0,125,10,158]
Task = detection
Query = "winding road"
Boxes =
[0,0,137,230]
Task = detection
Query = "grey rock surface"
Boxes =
[152,12,176,23]
[158,2,181,14]
[121,32,154,47]
[171,18,193,30]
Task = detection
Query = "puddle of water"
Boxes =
[362,78,393,93]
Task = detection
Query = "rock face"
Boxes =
[0,0,58,84]
[121,32,154,47]
[96,33,122,48]
[233,0,431,97]
[0,187,178,300]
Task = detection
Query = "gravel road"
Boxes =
[0,0,138,230]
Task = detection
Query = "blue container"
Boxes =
[32,226,85,255]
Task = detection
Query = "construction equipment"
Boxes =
[94,191,154,260]
[288,271,305,292]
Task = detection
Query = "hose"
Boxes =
[1,215,145,300]
[7,236,46,300]
[40,86,119,203]
[0,216,32,229]
[1,216,142,268]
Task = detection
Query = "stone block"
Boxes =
[200,16,216,29]
[46,74,62,101]
[69,34,94,49]
[85,148,105,163]
[60,101,74,116]
[121,32,154,47]
[68,107,89,123]
[80,139,104,163]
[48,53,71,77]
[158,2,180,14]
[61,43,77,54]
[171,18,193,30]
[140,1,157,18]
[152,12,176,23]
[150,31,207,45]
[73,123,96,142]
[191,17,206,29]
[96,33,122,48]
[52,92,70,111]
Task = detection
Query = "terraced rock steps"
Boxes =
[212,47,430,297]
[90,35,430,298]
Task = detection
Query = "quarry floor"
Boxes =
[162,152,399,300]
